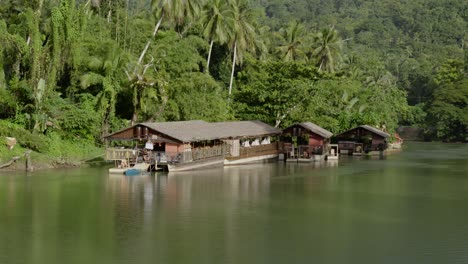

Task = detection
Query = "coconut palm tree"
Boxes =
[127,0,201,124]
[137,0,204,67]
[276,20,306,62]
[228,0,256,97]
[254,25,271,61]
[311,26,343,73]
[200,0,233,73]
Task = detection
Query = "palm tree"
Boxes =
[228,0,256,97]
[137,0,204,67]
[254,25,271,61]
[80,44,126,137]
[276,20,306,62]
[127,0,201,125]
[200,0,233,73]
[311,26,343,73]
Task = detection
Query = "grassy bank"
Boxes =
[0,120,103,171]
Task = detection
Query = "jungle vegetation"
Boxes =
[0,0,466,164]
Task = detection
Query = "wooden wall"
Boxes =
[309,134,324,146]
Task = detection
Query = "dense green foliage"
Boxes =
[0,0,466,160]
[425,60,467,142]
[256,0,467,130]
[0,119,101,167]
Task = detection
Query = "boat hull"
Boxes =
[224,154,278,165]
[108,168,127,174]
[167,158,224,172]
[124,169,140,176]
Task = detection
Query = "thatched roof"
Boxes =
[296,122,333,138]
[141,120,213,142]
[359,125,390,138]
[337,125,390,138]
[211,121,281,139]
[106,120,281,143]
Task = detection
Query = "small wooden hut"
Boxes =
[334,125,390,155]
[281,122,333,162]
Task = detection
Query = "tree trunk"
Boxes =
[228,41,237,96]
[131,111,138,126]
[136,16,163,67]
[102,110,110,138]
[131,83,139,126]
[274,98,305,128]
[206,40,214,73]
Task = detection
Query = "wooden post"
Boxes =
[25,150,33,172]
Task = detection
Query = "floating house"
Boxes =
[221,121,281,165]
[281,122,333,162]
[334,125,390,155]
[104,120,281,172]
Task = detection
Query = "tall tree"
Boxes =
[311,26,343,73]
[137,0,204,67]
[276,20,306,62]
[228,0,256,97]
[127,0,204,125]
[200,0,233,73]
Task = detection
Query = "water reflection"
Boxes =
[1,143,468,264]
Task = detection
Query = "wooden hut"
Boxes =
[334,125,390,155]
[104,120,281,171]
[281,122,333,162]
[105,121,227,171]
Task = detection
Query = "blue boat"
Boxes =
[124,168,140,176]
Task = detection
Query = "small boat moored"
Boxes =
[108,161,150,175]
[124,168,140,176]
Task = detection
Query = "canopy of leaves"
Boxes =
[234,60,320,127]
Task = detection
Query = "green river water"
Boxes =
[1,142,468,264]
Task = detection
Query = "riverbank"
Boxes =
[0,121,103,172]
[0,143,104,172]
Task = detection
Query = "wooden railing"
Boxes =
[192,145,228,161]
[338,141,387,153]
[166,145,229,164]
[226,143,278,160]
[105,148,136,161]
[284,144,324,159]
[107,145,231,165]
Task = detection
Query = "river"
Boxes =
[1,142,468,264]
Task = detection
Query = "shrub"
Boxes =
[0,120,49,152]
